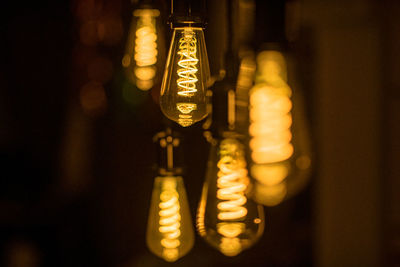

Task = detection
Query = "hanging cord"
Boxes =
[169,0,206,27]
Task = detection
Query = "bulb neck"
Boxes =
[254,45,289,86]
[153,128,183,176]
[169,0,206,28]
[133,0,155,9]
[211,79,237,138]
[158,168,182,177]
[209,49,240,138]
[257,42,287,56]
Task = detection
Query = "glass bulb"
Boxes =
[249,50,312,206]
[197,137,264,256]
[122,9,161,90]
[146,176,195,262]
[160,27,210,127]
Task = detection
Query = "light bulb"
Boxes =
[160,27,210,127]
[249,50,312,206]
[197,137,264,256]
[146,175,195,262]
[122,8,161,90]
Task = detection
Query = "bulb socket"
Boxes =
[210,80,235,138]
[153,128,183,176]
[169,0,207,28]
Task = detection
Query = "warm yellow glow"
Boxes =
[249,51,293,168]
[160,27,209,127]
[146,176,194,262]
[251,163,289,186]
[123,9,159,90]
[249,85,293,164]
[254,218,261,224]
[177,28,199,96]
[134,21,157,66]
[176,103,197,114]
[257,51,287,83]
[218,222,245,256]
[176,102,197,127]
[253,182,287,207]
[248,51,294,206]
[217,139,249,221]
[196,138,265,256]
[251,162,289,206]
[159,179,181,261]
[134,66,156,80]
[216,139,250,256]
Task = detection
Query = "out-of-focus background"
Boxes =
[0,0,399,266]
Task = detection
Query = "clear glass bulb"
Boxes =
[197,137,264,257]
[248,50,312,206]
[160,27,210,127]
[146,176,195,262]
[122,9,161,90]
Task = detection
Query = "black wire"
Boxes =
[226,0,233,52]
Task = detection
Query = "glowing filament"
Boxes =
[177,29,199,97]
[249,51,294,164]
[218,223,244,256]
[175,103,197,127]
[215,139,249,256]
[249,87,293,164]
[217,140,249,220]
[159,180,181,262]
[122,9,159,90]
[217,157,248,221]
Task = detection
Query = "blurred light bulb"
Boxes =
[249,50,312,206]
[160,27,210,127]
[197,137,264,256]
[122,9,160,90]
[146,176,194,262]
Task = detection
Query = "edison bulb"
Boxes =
[146,176,195,262]
[160,27,210,127]
[122,9,161,90]
[249,50,312,206]
[197,137,264,256]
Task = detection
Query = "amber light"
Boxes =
[122,9,160,90]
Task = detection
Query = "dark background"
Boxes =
[0,0,399,266]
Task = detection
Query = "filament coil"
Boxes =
[217,140,248,221]
[159,182,181,261]
[124,10,159,90]
[177,30,199,97]
[250,89,293,164]
[215,139,249,256]
[134,23,157,68]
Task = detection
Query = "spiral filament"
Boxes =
[249,51,294,206]
[177,29,199,97]
[122,9,159,90]
[175,102,197,127]
[159,179,181,262]
[216,139,250,256]
[249,51,294,166]
[249,88,293,163]
[159,27,209,127]
[217,142,248,220]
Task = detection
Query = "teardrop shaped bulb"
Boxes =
[249,50,312,206]
[146,176,195,262]
[197,138,265,256]
[160,27,210,127]
[122,9,162,90]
